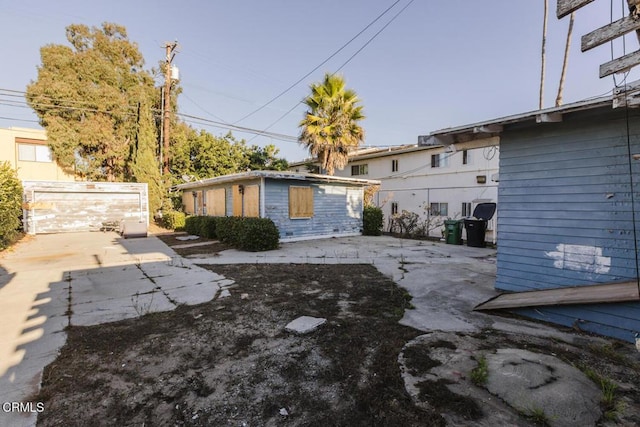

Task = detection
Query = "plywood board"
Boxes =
[232,185,242,216]
[205,188,226,216]
[475,281,640,311]
[289,186,314,218]
[244,185,260,218]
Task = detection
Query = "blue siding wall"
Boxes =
[264,179,363,240]
[496,107,640,342]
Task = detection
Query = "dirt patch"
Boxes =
[155,233,232,257]
[399,330,640,426]
[35,264,446,426]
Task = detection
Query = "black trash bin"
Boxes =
[464,203,496,248]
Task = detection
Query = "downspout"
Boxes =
[260,177,266,218]
[32,189,36,235]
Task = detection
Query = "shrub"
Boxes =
[184,215,205,235]
[0,162,23,250]
[363,205,383,236]
[183,215,280,251]
[236,218,280,251]
[199,216,217,239]
[216,216,242,244]
[161,210,185,230]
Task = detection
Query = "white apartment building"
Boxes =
[290,137,499,242]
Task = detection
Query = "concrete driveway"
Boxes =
[0,232,227,427]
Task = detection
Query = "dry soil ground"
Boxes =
[32,234,640,426]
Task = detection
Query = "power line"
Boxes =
[335,0,415,73]
[0,89,301,142]
[0,116,39,124]
[174,112,299,142]
[244,0,416,142]
[232,0,404,125]
[180,92,228,123]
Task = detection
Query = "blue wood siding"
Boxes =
[264,179,363,239]
[496,107,640,342]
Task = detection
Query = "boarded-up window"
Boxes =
[232,184,259,217]
[205,189,226,216]
[183,192,195,215]
[289,186,314,218]
[195,191,204,215]
[232,185,242,216]
[244,185,259,217]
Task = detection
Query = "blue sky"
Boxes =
[1,1,638,161]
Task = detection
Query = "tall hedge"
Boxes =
[363,205,384,236]
[161,210,185,230]
[183,215,280,252]
[0,162,23,249]
[236,218,280,252]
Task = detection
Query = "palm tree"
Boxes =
[299,73,365,175]
[556,12,575,107]
[539,0,548,109]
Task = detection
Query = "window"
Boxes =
[462,150,471,165]
[462,202,472,217]
[391,202,398,215]
[430,153,449,168]
[289,186,314,218]
[391,159,399,172]
[18,143,53,163]
[351,164,368,176]
[430,202,448,216]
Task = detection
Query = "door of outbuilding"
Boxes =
[22,181,148,234]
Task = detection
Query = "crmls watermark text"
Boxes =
[2,402,45,413]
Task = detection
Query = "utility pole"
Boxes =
[162,41,178,176]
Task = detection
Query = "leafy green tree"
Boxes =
[171,128,249,181]
[0,163,23,249]
[26,23,157,182]
[299,73,365,175]
[247,144,289,171]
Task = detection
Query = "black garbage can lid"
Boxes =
[471,202,496,220]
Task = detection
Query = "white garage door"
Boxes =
[23,182,149,234]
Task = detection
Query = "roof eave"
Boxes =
[174,170,380,190]
[420,96,613,145]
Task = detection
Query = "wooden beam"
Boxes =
[582,15,640,52]
[536,113,563,123]
[474,281,640,311]
[600,49,640,77]
[613,78,640,107]
[557,0,595,19]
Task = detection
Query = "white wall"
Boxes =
[331,143,500,241]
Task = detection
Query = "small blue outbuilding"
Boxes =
[176,170,379,242]
[427,96,640,343]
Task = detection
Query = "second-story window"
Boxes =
[431,153,449,168]
[351,164,368,176]
[391,159,399,172]
[18,143,53,163]
[462,150,471,165]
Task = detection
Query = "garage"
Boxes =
[22,181,148,234]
